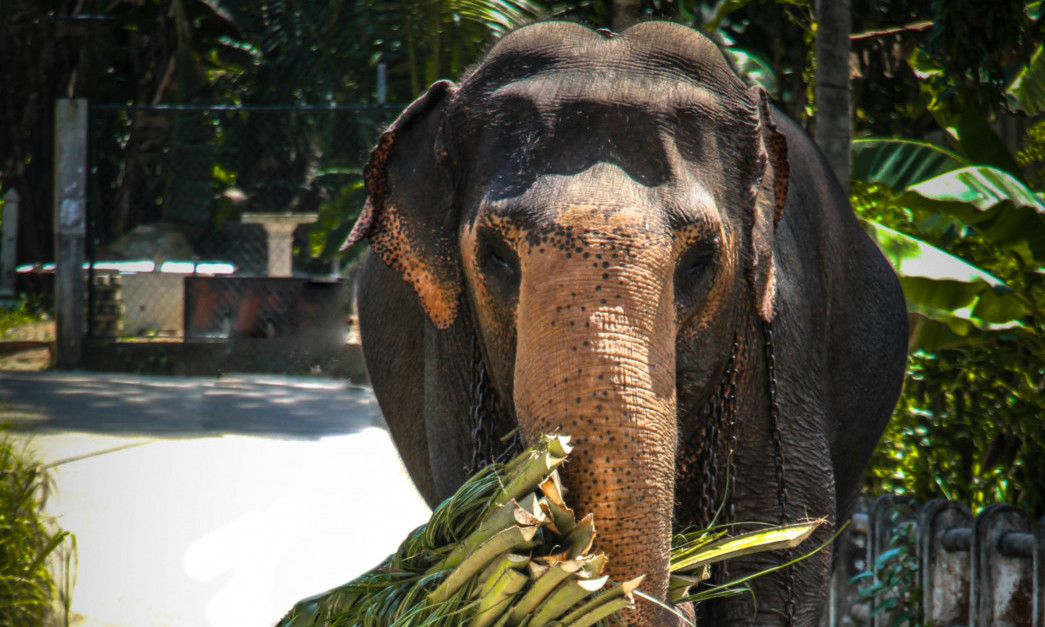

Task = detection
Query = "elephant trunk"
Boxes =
[514,239,679,627]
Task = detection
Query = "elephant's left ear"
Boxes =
[748,85,790,323]
[342,81,462,329]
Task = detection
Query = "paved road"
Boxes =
[0,371,431,627]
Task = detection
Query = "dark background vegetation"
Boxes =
[1,0,1043,518]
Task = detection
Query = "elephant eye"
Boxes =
[684,252,712,275]
[480,240,520,300]
[675,246,715,300]
[487,249,512,271]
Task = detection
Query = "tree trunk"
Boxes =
[815,0,851,194]
[611,0,641,32]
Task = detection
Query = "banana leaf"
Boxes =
[1007,43,1045,116]
[897,166,1045,266]
[851,139,969,191]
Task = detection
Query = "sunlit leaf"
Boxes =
[670,522,820,573]
[702,0,755,32]
[861,221,1029,348]
[906,49,1026,179]
[1007,43,1045,115]
[862,221,1003,287]
[726,47,777,94]
[851,139,970,190]
[897,166,1045,264]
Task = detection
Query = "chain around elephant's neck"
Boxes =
[695,333,741,529]
[468,333,520,474]
[763,318,796,625]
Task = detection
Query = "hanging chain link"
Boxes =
[698,392,721,526]
[469,333,520,474]
[695,333,739,531]
[469,334,497,473]
[713,334,741,586]
[764,320,795,626]
[723,335,740,525]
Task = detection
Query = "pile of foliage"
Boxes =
[277,435,820,627]
[0,434,73,625]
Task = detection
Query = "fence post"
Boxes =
[973,504,1033,624]
[1,188,19,298]
[1035,516,1045,627]
[54,98,88,368]
[377,62,387,105]
[919,499,972,625]
[825,495,872,626]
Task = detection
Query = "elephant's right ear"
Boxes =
[748,85,789,323]
[343,81,461,329]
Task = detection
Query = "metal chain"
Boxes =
[469,333,520,474]
[764,320,795,626]
[723,335,740,525]
[699,394,721,526]
[691,332,741,534]
[469,334,494,473]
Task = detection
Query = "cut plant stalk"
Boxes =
[474,553,531,599]
[671,521,821,574]
[495,452,570,509]
[668,572,707,604]
[564,593,635,627]
[428,525,540,603]
[562,513,596,558]
[471,567,530,627]
[556,575,645,625]
[501,435,572,478]
[529,575,610,626]
[430,498,545,575]
[506,559,585,624]
[562,595,636,627]
[538,473,576,535]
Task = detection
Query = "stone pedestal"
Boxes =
[241,213,318,277]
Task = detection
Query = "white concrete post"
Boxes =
[241,213,318,277]
[1,188,19,298]
[54,99,88,368]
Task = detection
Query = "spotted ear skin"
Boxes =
[748,85,790,323]
[343,80,461,329]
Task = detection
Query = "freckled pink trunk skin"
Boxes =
[513,223,680,627]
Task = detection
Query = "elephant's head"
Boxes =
[347,21,789,626]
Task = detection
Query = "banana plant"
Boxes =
[852,138,1045,351]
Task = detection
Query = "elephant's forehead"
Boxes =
[468,20,747,104]
[490,73,722,117]
[458,69,751,206]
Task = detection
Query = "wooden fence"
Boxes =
[823,495,1044,626]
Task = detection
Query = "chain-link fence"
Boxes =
[85,103,395,343]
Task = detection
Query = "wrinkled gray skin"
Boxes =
[350,21,907,626]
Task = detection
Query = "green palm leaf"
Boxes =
[851,139,970,191]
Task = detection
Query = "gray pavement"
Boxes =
[0,371,431,627]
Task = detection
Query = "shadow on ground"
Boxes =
[0,371,383,439]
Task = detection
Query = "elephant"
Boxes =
[346,21,908,626]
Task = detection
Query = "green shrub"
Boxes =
[0,435,72,626]
[0,300,42,338]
